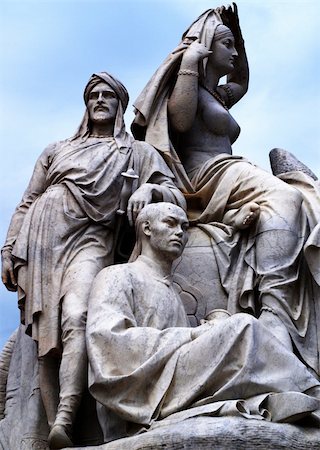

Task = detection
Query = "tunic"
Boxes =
[86,256,320,429]
[3,137,183,356]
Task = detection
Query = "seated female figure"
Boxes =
[132,5,320,376]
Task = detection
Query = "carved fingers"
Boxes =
[183,39,212,64]
[221,3,244,46]
[127,185,153,226]
[1,250,17,292]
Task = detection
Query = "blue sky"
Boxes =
[0,0,319,348]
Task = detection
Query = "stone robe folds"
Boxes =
[86,256,320,432]
[3,137,182,357]
[131,8,320,377]
[183,155,320,376]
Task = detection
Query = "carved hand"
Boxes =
[127,184,153,226]
[220,3,244,47]
[1,249,17,292]
[183,39,212,65]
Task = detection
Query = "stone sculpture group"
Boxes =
[1,4,319,450]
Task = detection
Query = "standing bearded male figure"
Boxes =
[1,72,185,449]
[86,203,319,444]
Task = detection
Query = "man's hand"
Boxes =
[1,249,17,292]
[127,184,153,226]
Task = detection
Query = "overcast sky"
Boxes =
[0,0,319,349]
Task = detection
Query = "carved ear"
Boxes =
[142,220,151,236]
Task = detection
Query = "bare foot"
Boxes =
[224,202,260,229]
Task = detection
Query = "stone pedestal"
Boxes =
[72,416,320,450]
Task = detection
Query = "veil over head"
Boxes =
[73,72,133,151]
[131,9,224,190]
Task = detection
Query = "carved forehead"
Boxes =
[83,72,129,110]
[155,205,188,223]
[214,24,234,40]
[89,82,116,94]
[140,203,188,224]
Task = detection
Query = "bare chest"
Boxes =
[199,90,240,142]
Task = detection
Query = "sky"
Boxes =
[0,0,319,349]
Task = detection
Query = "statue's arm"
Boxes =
[217,40,249,108]
[1,145,53,291]
[168,41,211,133]
[217,3,249,107]
[127,179,186,226]
[127,143,187,225]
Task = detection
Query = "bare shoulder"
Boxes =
[216,82,247,108]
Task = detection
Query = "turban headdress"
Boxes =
[73,72,133,151]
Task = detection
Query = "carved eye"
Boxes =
[164,217,176,227]
[103,92,117,100]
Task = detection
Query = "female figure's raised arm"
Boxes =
[168,41,211,133]
[217,3,249,107]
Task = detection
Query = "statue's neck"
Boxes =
[138,252,173,279]
[204,65,221,91]
[90,122,114,138]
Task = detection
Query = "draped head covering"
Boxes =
[131,9,225,190]
[83,72,129,110]
[181,9,224,76]
[72,72,133,151]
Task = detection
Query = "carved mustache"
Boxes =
[94,105,108,112]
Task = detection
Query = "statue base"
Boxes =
[72,416,320,450]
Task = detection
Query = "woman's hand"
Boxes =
[1,249,17,292]
[218,3,249,104]
[183,39,212,65]
[220,3,244,47]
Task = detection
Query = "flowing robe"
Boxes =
[3,137,183,357]
[180,155,320,375]
[86,256,319,432]
[132,40,320,376]
[131,8,320,377]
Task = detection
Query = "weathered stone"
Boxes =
[1,4,320,450]
[132,2,320,376]
[72,417,320,450]
[86,203,320,446]
[0,73,184,449]
[270,148,318,180]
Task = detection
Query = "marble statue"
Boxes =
[1,72,185,449]
[1,4,320,450]
[86,202,320,444]
[132,4,320,377]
